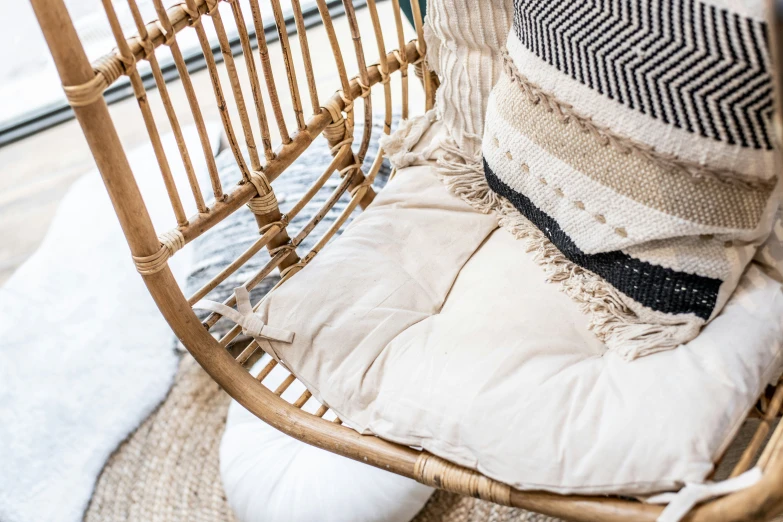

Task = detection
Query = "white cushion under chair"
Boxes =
[241,154,783,500]
[220,358,434,522]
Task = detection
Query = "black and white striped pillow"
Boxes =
[482,0,781,358]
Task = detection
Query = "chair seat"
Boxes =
[257,156,783,497]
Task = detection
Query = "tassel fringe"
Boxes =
[383,113,701,360]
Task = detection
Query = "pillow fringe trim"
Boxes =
[381,112,700,360]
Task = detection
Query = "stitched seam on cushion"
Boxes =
[346,425,706,492]
[302,207,498,423]
[335,218,498,407]
[438,226,499,311]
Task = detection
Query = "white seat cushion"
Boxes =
[257,161,783,496]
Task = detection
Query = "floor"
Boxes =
[0,0,423,284]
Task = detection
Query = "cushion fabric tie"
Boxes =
[646,467,762,522]
[193,287,294,345]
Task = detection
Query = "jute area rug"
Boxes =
[84,355,561,522]
[85,354,780,522]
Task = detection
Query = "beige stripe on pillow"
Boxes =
[489,74,774,231]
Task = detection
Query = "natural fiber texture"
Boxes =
[187,112,395,337]
[496,52,773,196]
[246,171,279,215]
[85,355,564,522]
[415,454,511,506]
[35,0,783,517]
[62,53,125,107]
[505,0,775,179]
[413,493,561,522]
[132,230,185,275]
[84,355,237,522]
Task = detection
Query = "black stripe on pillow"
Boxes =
[483,159,720,319]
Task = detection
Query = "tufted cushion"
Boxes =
[480,0,781,358]
[255,159,783,496]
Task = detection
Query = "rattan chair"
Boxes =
[28,0,783,520]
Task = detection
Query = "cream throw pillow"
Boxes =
[425,0,514,157]
[480,0,781,358]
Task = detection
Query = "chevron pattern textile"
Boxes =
[481,0,782,359]
[513,0,774,150]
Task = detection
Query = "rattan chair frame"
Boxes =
[28,0,783,519]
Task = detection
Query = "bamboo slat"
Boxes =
[274,374,297,396]
[229,0,275,160]
[128,0,208,214]
[269,0,307,131]
[341,0,373,163]
[248,0,290,144]
[389,0,409,119]
[731,382,783,477]
[191,2,252,179]
[290,0,320,116]
[101,0,189,226]
[207,4,261,171]
[293,390,312,409]
[157,0,225,201]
